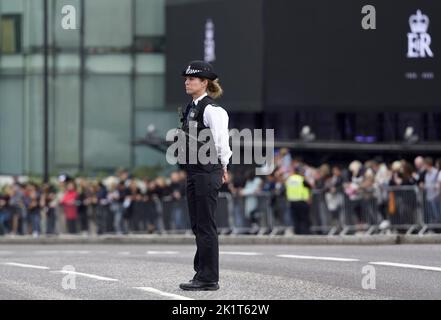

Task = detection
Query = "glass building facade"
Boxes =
[0,0,174,176]
[2,0,441,175]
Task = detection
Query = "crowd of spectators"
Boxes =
[1,150,441,236]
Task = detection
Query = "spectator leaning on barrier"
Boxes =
[263,172,287,229]
[0,189,11,235]
[86,182,99,234]
[227,171,246,229]
[133,180,148,232]
[76,178,90,235]
[359,168,378,226]
[437,159,441,221]
[374,163,392,225]
[413,156,426,187]
[275,148,292,177]
[40,183,57,235]
[60,180,78,234]
[95,181,109,234]
[324,165,345,229]
[146,179,160,232]
[285,165,312,235]
[262,173,277,210]
[344,160,364,226]
[274,169,290,226]
[26,183,41,237]
[310,165,331,230]
[129,180,145,232]
[314,164,331,189]
[389,160,415,187]
[423,157,441,223]
[137,177,152,232]
[169,171,186,230]
[109,181,127,235]
[116,168,132,190]
[240,170,263,233]
[9,181,26,235]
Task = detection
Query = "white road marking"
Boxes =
[370,261,441,272]
[34,250,60,254]
[117,251,131,255]
[51,270,119,281]
[277,254,360,262]
[2,262,50,270]
[134,287,194,300]
[62,250,91,254]
[220,251,263,256]
[146,251,179,255]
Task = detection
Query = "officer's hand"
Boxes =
[222,168,228,184]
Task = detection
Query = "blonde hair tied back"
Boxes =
[206,79,223,99]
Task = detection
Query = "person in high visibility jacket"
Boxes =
[285,166,312,234]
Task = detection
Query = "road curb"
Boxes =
[0,234,415,245]
[398,234,441,244]
[0,234,440,245]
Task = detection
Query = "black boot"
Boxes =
[179,280,219,291]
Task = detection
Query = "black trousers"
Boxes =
[186,166,223,283]
[290,201,311,235]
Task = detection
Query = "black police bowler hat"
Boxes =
[182,60,218,80]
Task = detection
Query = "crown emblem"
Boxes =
[409,10,429,33]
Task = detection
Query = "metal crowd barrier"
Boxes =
[340,190,382,235]
[158,192,276,236]
[3,185,437,237]
[419,186,441,235]
[216,193,235,234]
[154,186,438,236]
[159,192,233,235]
[230,192,273,235]
[269,193,292,235]
[273,185,428,235]
[310,186,424,235]
[384,186,421,235]
[310,189,342,235]
[268,191,342,236]
[159,196,190,233]
[91,200,163,234]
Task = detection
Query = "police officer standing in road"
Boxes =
[178,61,232,291]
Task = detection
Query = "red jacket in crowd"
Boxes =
[60,190,78,220]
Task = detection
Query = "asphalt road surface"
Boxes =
[0,244,440,300]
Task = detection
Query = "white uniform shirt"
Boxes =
[193,92,233,169]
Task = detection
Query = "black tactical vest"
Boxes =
[179,96,222,172]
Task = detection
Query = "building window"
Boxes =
[0,14,22,54]
[134,35,165,53]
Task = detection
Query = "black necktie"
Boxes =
[185,101,196,123]
[182,101,191,119]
